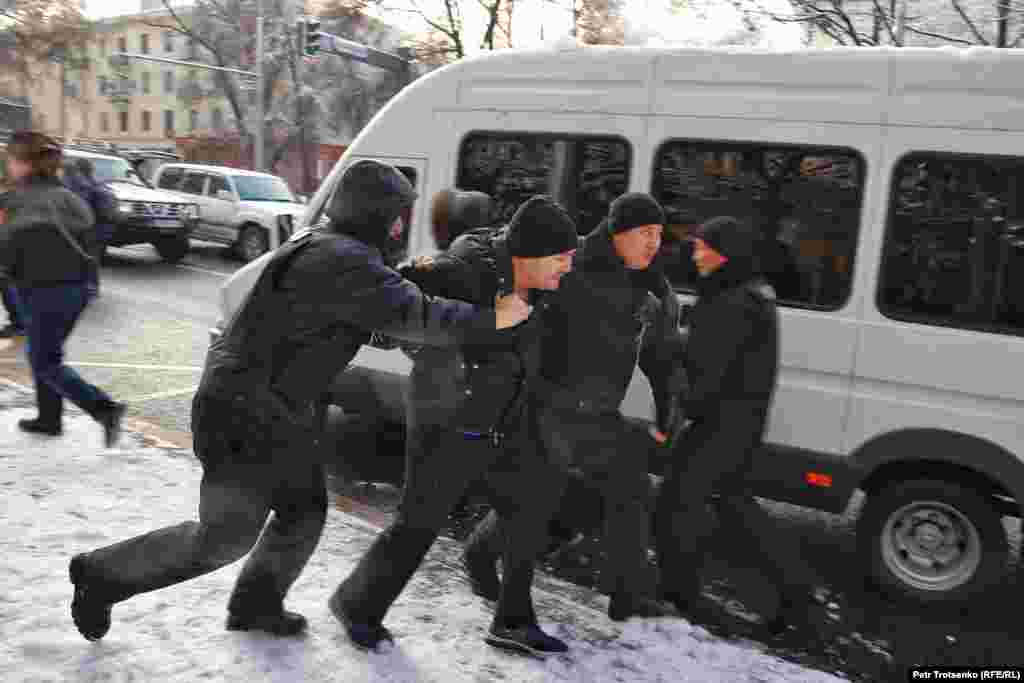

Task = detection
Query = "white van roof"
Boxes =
[391,45,1024,131]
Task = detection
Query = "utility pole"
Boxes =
[254,0,264,171]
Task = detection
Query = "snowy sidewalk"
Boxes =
[0,380,846,682]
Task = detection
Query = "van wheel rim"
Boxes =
[880,500,981,592]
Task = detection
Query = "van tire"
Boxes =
[858,479,1007,604]
[236,224,269,263]
[153,236,189,263]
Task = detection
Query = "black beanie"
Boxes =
[607,192,665,235]
[506,195,579,258]
[696,216,761,287]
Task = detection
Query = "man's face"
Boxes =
[692,237,728,277]
[520,250,575,291]
[612,223,663,270]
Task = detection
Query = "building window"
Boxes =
[97,75,106,96]
[190,109,199,131]
[100,112,109,133]
[212,107,223,130]
[458,133,631,237]
[879,152,1024,337]
[140,34,149,55]
[119,110,129,133]
[117,37,127,53]
[163,31,174,53]
[141,110,152,132]
[164,70,174,94]
[141,71,150,94]
[164,109,175,135]
[650,139,865,308]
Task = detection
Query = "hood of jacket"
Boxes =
[326,160,416,250]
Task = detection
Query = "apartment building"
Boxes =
[29,3,235,150]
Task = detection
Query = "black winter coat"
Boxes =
[682,278,779,464]
[399,227,547,433]
[537,225,687,433]
[199,229,494,454]
[0,177,95,288]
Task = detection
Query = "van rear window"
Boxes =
[879,152,1024,337]
[652,140,865,311]
[457,133,630,236]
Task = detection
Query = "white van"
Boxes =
[219,45,1024,605]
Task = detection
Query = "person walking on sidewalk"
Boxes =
[654,216,821,636]
[0,131,125,444]
[67,160,529,643]
[462,193,687,623]
[330,195,578,657]
[63,158,114,298]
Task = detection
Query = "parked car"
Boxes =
[62,147,199,263]
[152,162,304,262]
[213,45,1024,607]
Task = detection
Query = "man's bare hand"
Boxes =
[413,255,435,271]
[495,293,532,329]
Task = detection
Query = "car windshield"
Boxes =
[88,157,146,186]
[231,175,295,202]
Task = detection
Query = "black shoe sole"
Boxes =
[329,593,393,651]
[484,633,555,659]
[18,420,62,436]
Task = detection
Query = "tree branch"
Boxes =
[948,0,989,44]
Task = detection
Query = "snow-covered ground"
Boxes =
[0,380,846,682]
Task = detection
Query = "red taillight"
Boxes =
[805,472,833,488]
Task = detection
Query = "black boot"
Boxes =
[19,418,62,436]
[329,591,393,651]
[226,609,308,636]
[96,402,127,448]
[485,622,569,658]
[608,593,679,622]
[70,554,113,641]
[462,546,501,602]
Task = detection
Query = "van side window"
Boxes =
[880,152,1024,336]
[652,140,865,310]
[157,167,184,190]
[457,133,630,235]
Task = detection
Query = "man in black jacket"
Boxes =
[329,195,579,657]
[654,215,819,635]
[67,160,529,642]
[462,193,687,623]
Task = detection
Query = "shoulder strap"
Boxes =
[46,196,94,264]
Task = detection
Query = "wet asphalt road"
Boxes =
[10,241,1022,683]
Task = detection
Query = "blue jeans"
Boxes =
[19,283,114,425]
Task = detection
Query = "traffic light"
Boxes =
[302,18,322,57]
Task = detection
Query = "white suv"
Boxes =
[152,163,306,262]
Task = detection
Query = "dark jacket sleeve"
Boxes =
[638,286,689,432]
[682,296,754,422]
[313,249,495,347]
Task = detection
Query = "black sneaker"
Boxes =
[462,548,500,602]
[70,555,112,641]
[328,592,393,651]
[0,324,25,339]
[485,624,569,658]
[226,609,308,636]
[608,594,679,622]
[99,402,127,448]
[18,418,62,436]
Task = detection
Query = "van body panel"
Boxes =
[652,50,890,125]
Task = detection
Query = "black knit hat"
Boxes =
[695,215,761,292]
[506,195,578,258]
[607,192,665,235]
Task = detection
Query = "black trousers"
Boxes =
[76,395,328,613]
[332,419,565,629]
[465,410,657,601]
[654,421,808,600]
